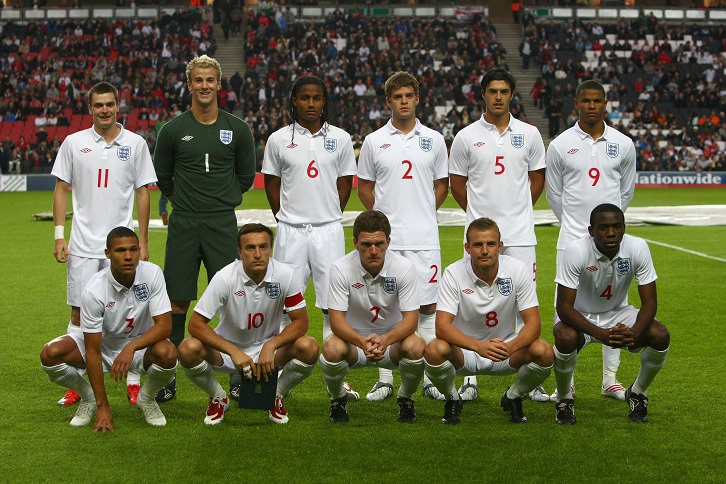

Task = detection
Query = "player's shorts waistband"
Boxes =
[277,220,341,229]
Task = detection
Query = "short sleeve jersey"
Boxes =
[262,123,357,225]
[545,122,636,250]
[193,258,306,349]
[81,261,171,355]
[449,114,545,247]
[51,125,156,258]
[556,234,657,314]
[437,255,539,341]
[153,110,256,215]
[357,119,448,250]
[328,250,419,336]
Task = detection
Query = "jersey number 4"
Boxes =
[600,285,613,300]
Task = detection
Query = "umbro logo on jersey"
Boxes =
[106,302,115,308]
[462,288,474,295]
[473,142,486,147]
[287,143,298,149]
[380,144,391,149]
[235,290,246,297]
[567,148,579,154]
[352,283,364,289]
[80,148,92,153]
[182,136,194,141]
[586,266,598,272]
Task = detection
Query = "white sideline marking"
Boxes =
[643,238,726,263]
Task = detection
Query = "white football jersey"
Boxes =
[357,119,448,250]
[328,250,419,336]
[81,261,171,355]
[449,114,545,247]
[556,234,657,314]
[51,124,157,258]
[262,123,357,225]
[546,122,636,250]
[437,255,539,341]
[193,258,306,349]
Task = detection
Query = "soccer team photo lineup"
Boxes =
[4,3,724,436]
[34,54,680,431]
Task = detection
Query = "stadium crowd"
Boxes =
[2,4,726,173]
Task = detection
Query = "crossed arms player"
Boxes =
[41,227,177,431]
[320,211,426,423]
[553,204,669,425]
[178,224,319,425]
[424,218,553,425]
[52,81,156,406]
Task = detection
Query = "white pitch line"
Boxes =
[642,238,726,263]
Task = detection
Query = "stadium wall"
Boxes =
[3,173,724,192]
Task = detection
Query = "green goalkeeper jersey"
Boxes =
[154,109,256,215]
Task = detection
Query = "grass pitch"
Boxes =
[1,188,724,483]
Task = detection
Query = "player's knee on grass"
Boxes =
[424,338,451,365]
[178,337,204,367]
[553,322,580,353]
[321,335,348,363]
[292,335,320,364]
[149,340,178,368]
[400,333,425,360]
[643,319,670,351]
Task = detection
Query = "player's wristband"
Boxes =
[54,225,65,240]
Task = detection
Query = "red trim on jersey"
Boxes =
[284,293,304,308]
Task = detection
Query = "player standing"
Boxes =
[52,81,156,406]
[357,71,448,401]
[425,218,553,424]
[179,224,319,425]
[321,211,425,423]
[553,204,669,424]
[546,80,636,401]
[153,55,256,401]
[41,227,178,431]
[448,68,548,402]
[262,76,358,397]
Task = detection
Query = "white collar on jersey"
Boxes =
[352,249,393,280]
[107,262,144,293]
[292,121,330,138]
[237,259,275,286]
[463,255,510,287]
[478,112,515,133]
[385,118,422,136]
[574,121,611,142]
[588,236,624,262]
[91,122,124,145]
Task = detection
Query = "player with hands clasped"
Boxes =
[320,211,426,423]
[41,227,177,431]
[178,224,319,425]
[424,218,553,425]
[553,204,670,425]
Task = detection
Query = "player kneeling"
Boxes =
[40,227,177,431]
[179,224,318,425]
[424,218,553,424]
[320,211,425,423]
[553,204,670,424]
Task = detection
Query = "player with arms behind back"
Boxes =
[553,204,670,425]
[546,80,636,401]
[357,71,449,402]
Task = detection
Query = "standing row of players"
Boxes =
[41,55,670,430]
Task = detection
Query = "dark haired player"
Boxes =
[262,76,357,398]
[449,67,548,402]
[553,204,669,424]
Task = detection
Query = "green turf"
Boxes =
[1,188,724,482]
